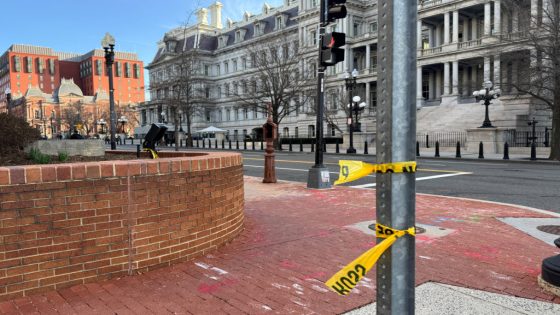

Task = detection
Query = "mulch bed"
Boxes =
[0,151,137,167]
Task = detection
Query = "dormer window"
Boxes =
[235,29,247,43]
[166,40,177,52]
[218,35,229,48]
[254,21,266,36]
[276,16,284,30]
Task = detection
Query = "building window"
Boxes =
[134,64,140,78]
[125,62,131,78]
[370,84,377,112]
[255,24,261,36]
[115,62,122,77]
[25,57,33,73]
[244,108,248,119]
[37,58,44,74]
[308,125,315,137]
[295,126,299,137]
[217,87,222,98]
[226,109,231,121]
[205,87,210,98]
[370,22,378,33]
[34,110,41,119]
[283,127,289,137]
[233,60,237,72]
[13,56,20,72]
[216,64,221,75]
[141,110,147,125]
[95,60,102,75]
[276,16,283,30]
[48,59,55,74]
[310,30,317,46]
[224,62,229,73]
[225,83,230,97]
[204,65,209,76]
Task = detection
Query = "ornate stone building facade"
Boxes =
[138,0,551,142]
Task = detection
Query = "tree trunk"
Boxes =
[186,115,193,148]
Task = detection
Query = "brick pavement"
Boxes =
[0,176,559,314]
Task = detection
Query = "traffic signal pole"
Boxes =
[307,0,332,189]
[376,0,417,314]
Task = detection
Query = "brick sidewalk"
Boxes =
[1,176,559,314]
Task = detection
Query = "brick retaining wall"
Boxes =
[0,151,244,300]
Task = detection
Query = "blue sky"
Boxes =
[1,0,283,97]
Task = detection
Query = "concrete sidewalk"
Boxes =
[1,176,560,314]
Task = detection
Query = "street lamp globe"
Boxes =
[352,95,361,103]
[352,68,358,78]
[101,33,116,48]
[359,102,366,109]
[483,80,493,89]
[344,72,350,79]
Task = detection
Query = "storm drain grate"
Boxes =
[368,224,426,235]
[537,225,560,235]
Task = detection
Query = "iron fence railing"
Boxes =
[416,132,467,148]
[503,129,551,148]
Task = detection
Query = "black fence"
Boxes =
[416,132,467,148]
[503,129,551,147]
[279,136,343,145]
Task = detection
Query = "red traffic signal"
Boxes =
[321,32,345,67]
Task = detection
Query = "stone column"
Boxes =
[530,48,538,84]
[452,61,459,95]
[462,66,470,96]
[435,24,442,46]
[512,5,519,32]
[484,56,491,82]
[543,0,551,25]
[366,45,371,71]
[471,17,478,39]
[494,0,501,35]
[444,12,450,44]
[435,69,442,98]
[453,11,459,43]
[417,66,424,101]
[418,20,423,49]
[444,62,450,95]
[463,18,470,41]
[429,71,435,99]
[531,0,538,27]
[365,82,371,109]
[472,65,479,90]
[511,60,518,92]
[494,54,501,87]
[484,2,492,36]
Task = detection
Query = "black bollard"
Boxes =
[229,140,232,149]
[323,141,326,153]
[252,140,255,150]
[279,140,283,151]
[300,140,303,152]
[416,141,420,157]
[136,144,141,158]
[215,139,218,148]
[478,141,484,159]
[203,139,206,148]
[531,142,537,160]
[236,140,239,150]
[196,139,199,148]
[503,142,510,160]
[426,134,430,148]
[209,139,212,149]
[289,139,293,151]
[455,141,461,158]
[336,140,340,154]
[261,141,264,150]
[311,140,315,152]
[364,141,368,155]
[244,140,247,150]
[435,141,440,157]
[544,127,550,147]
[222,140,225,149]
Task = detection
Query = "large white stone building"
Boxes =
[136,0,552,144]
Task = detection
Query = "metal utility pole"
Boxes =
[376,0,417,314]
[307,0,332,189]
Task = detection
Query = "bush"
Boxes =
[58,151,69,162]
[0,113,41,155]
[28,148,51,164]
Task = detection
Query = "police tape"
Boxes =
[144,148,159,159]
[334,160,417,185]
[325,223,415,295]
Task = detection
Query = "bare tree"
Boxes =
[62,101,84,135]
[501,0,560,160]
[231,36,315,148]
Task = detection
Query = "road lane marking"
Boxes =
[349,172,472,188]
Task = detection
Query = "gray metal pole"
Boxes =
[307,0,331,189]
[376,0,417,314]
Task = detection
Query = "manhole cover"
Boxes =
[368,224,425,234]
[537,225,560,235]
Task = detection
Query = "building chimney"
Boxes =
[197,8,208,25]
[209,2,223,29]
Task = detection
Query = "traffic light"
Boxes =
[326,0,347,22]
[320,32,345,67]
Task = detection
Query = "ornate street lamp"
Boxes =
[97,118,107,134]
[50,110,56,139]
[473,80,501,128]
[344,69,359,153]
[178,109,184,132]
[118,115,128,134]
[346,95,367,154]
[161,110,166,124]
[5,87,11,114]
[102,32,117,150]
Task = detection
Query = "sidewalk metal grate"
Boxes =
[368,224,426,235]
[537,225,560,235]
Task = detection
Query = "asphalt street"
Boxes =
[240,151,560,213]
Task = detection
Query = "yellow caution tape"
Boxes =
[325,223,415,295]
[144,148,159,159]
[334,160,417,185]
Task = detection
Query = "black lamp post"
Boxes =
[347,95,367,153]
[5,87,12,114]
[102,33,117,150]
[118,115,128,134]
[161,110,166,124]
[178,109,184,132]
[345,69,358,154]
[98,118,106,134]
[473,80,501,128]
[50,110,56,139]
[528,117,538,144]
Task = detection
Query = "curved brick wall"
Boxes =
[0,151,244,300]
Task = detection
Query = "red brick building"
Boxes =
[0,44,145,112]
